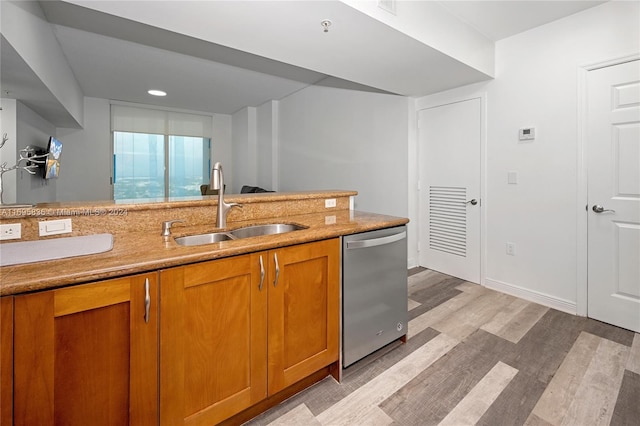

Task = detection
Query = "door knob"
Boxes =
[592,205,615,214]
[464,199,478,206]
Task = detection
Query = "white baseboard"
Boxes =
[484,278,577,315]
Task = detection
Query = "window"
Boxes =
[168,135,210,197]
[111,105,212,200]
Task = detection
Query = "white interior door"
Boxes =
[418,98,481,283]
[587,60,640,333]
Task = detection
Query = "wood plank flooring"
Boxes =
[244,269,640,426]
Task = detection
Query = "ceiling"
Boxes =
[436,1,606,42]
[1,1,608,126]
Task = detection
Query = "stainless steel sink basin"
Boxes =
[174,223,307,246]
[174,232,233,246]
[229,223,307,239]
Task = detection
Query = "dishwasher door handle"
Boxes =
[346,231,407,249]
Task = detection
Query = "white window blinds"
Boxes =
[111,104,212,138]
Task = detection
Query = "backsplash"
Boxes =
[0,191,354,241]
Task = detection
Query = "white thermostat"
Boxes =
[519,127,536,141]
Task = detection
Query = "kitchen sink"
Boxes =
[174,232,233,246]
[229,223,307,239]
[174,223,307,246]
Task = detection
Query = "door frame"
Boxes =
[576,52,640,317]
[416,89,488,285]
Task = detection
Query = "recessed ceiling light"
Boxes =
[148,90,167,97]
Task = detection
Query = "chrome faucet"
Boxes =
[209,162,241,228]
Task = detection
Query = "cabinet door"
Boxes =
[267,238,340,394]
[160,254,267,426]
[1,297,13,426]
[13,273,159,426]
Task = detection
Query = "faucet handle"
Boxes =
[161,219,185,237]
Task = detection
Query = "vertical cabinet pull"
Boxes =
[273,253,280,287]
[144,278,150,323]
[259,255,265,291]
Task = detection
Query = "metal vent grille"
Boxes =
[429,186,467,257]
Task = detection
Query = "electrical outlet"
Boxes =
[325,215,336,225]
[506,242,516,256]
[0,223,22,240]
[325,198,337,208]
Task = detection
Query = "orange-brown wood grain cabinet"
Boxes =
[265,238,340,395]
[159,253,268,426]
[159,238,340,426]
[7,238,339,426]
[1,297,13,426]
[12,273,159,426]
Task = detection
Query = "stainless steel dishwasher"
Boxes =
[342,225,408,367]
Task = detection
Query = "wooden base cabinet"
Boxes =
[1,297,13,426]
[5,238,339,426]
[160,238,340,425]
[265,239,340,395]
[12,273,159,426]
[159,254,268,426]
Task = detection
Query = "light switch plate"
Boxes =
[507,171,518,184]
[39,218,72,236]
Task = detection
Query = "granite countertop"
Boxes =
[0,210,408,296]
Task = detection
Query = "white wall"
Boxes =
[211,113,233,190]
[278,85,409,218]
[0,99,18,204]
[56,97,111,202]
[406,99,418,269]
[415,1,640,312]
[15,101,56,204]
[341,0,494,77]
[231,107,257,193]
[2,0,84,127]
[256,100,278,191]
[231,100,279,193]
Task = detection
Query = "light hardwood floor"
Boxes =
[245,269,640,426]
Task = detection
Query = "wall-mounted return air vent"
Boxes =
[428,186,467,257]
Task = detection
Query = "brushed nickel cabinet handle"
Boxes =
[144,278,150,323]
[259,255,265,291]
[273,253,280,287]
